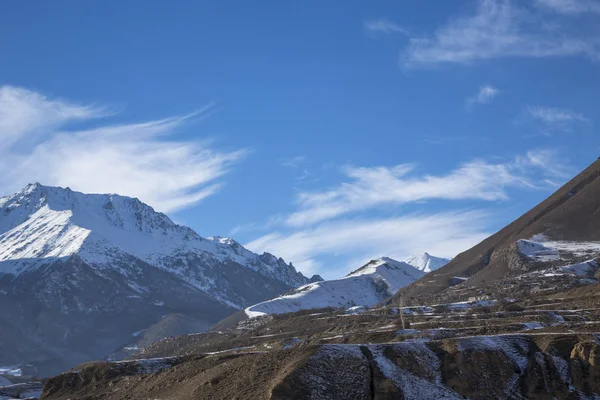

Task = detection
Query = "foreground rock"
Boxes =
[41,334,600,399]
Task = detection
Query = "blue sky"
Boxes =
[0,0,598,279]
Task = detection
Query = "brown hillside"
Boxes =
[396,158,600,303]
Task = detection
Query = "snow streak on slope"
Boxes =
[403,253,450,273]
[0,184,310,301]
[245,257,426,318]
[518,237,600,263]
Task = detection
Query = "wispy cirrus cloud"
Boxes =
[399,0,600,67]
[535,0,600,14]
[245,149,572,277]
[527,106,589,125]
[364,19,409,35]
[467,84,499,107]
[281,156,307,168]
[284,152,565,228]
[516,149,574,182]
[0,86,246,212]
[525,105,590,135]
[247,211,491,278]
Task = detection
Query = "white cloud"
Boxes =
[516,149,573,180]
[0,86,246,212]
[364,19,409,35]
[536,0,600,14]
[281,156,306,168]
[0,86,108,151]
[246,149,571,278]
[527,106,589,126]
[246,211,490,278]
[467,84,499,107]
[402,0,600,66]
[284,155,561,227]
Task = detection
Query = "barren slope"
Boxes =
[396,158,600,302]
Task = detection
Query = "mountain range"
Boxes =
[0,183,439,378]
[244,255,449,318]
[0,183,320,376]
[36,159,600,400]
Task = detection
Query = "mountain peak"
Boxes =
[403,253,451,273]
[246,256,426,318]
[347,256,416,277]
[0,185,311,288]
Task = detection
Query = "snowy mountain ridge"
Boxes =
[0,183,313,301]
[0,184,323,375]
[403,253,451,273]
[245,256,434,318]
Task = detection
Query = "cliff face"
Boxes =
[41,334,600,400]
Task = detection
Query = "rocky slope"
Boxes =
[397,158,600,304]
[40,333,600,400]
[244,257,429,318]
[0,183,317,377]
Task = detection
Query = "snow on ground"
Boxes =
[559,260,598,276]
[0,382,44,399]
[114,356,179,374]
[521,322,545,331]
[245,257,426,317]
[0,377,11,386]
[369,344,461,399]
[401,306,434,315]
[345,306,367,314]
[519,259,599,280]
[458,335,529,372]
[517,240,559,261]
[283,338,304,349]
[19,388,42,399]
[204,346,256,355]
[429,299,496,310]
[132,329,146,337]
[0,367,21,377]
[518,237,600,262]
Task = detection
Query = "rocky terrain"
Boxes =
[0,184,319,377]
[40,289,600,399]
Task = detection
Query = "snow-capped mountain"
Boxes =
[245,257,427,318]
[0,183,312,294]
[403,253,450,273]
[0,183,318,376]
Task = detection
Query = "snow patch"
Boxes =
[114,356,178,374]
[519,237,600,263]
[369,344,461,399]
[517,240,559,261]
[0,367,21,377]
